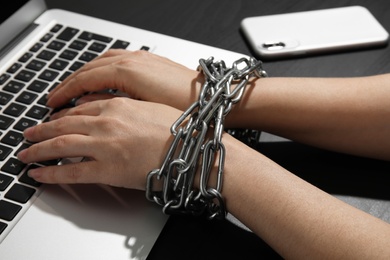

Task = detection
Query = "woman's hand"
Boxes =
[18,96,182,190]
[46,50,203,111]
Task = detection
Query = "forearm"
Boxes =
[227,74,390,160]
[222,135,390,259]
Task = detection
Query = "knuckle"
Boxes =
[43,164,83,183]
[34,166,57,183]
[103,97,129,115]
[116,50,148,66]
[50,135,70,150]
[51,117,69,132]
[132,49,149,58]
[95,114,121,132]
[107,96,126,107]
[67,105,85,116]
[67,72,89,93]
[28,125,43,141]
[20,144,37,162]
[65,164,83,182]
[102,49,121,57]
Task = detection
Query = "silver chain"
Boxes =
[146,56,267,219]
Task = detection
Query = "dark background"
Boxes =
[45,0,390,259]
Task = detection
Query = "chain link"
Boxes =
[146,56,267,219]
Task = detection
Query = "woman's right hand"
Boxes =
[18,96,183,190]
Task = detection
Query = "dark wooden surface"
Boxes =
[44,0,390,259]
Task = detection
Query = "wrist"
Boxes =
[146,56,266,219]
[225,76,267,129]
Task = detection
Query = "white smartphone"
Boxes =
[240,6,389,59]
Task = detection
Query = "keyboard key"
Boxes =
[4,103,27,117]
[20,165,42,187]
[69,40,87,50]
[37,94,48,105]
[110,40,130,49]
[38,69,59,82]
[27,80,49,93]
[59,71,72,81]
[26,59,46,71]
[0,173,14,191]
[16,91,38,105]
[18,52,33,63]
[7,63,22,74]
[30,42,44,52]
[1,131,24,146]
[79,31,112,43]
[1,157,26,175]
[69,61,84,71]
[0,115,15,130]
[37,50,56,61]
[3,80,25,93]
[59,49,79,60]
[15,70,36,82]
[40,33,54,43]
[0,144,12,161]
[88,42,107,53]
[57,27,79,42]
[0,92,13,106]
[14,142,31,156]
[49,59,69,71]
[79,51,98,62]
[26,105,49,119]
[0,200,22,221]
[47,40,66,51]
[5,183,36,203]
[50,24,63,33]
[48,82,60,92]
[14,117,37,131]
[0,221,7,235]
[40,158,60,166]
[0,74,10,85]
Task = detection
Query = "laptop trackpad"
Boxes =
[0,183,168,259]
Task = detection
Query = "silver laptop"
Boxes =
[0,0,247,259]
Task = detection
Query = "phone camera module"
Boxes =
[261,41,286,50]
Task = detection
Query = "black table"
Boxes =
[45,0,390,259]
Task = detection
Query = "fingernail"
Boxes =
[28,168,41,179]
[45,97,52,107]
[75,98,86,106]
[23,126,34,139]
[17,149,26,161]
[50,112,59,120]
[47,89,54,98]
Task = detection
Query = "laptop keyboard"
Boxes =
[0,23,151,241]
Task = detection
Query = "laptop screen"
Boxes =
[0,0,29,23]
[0,0,46,58]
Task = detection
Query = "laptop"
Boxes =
[0,0,247,259]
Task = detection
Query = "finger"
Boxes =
[75,93,117,106]
[18,134,95,164]
[54,97,112,118]
[47,49,131,100]
[27,160,105,184]
[46,65,123,108]
[49,107,71,120]
[49,94,115,120]
[47,49,164,107]
[24,115,97,142]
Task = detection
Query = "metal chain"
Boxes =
[146,56,267,219]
